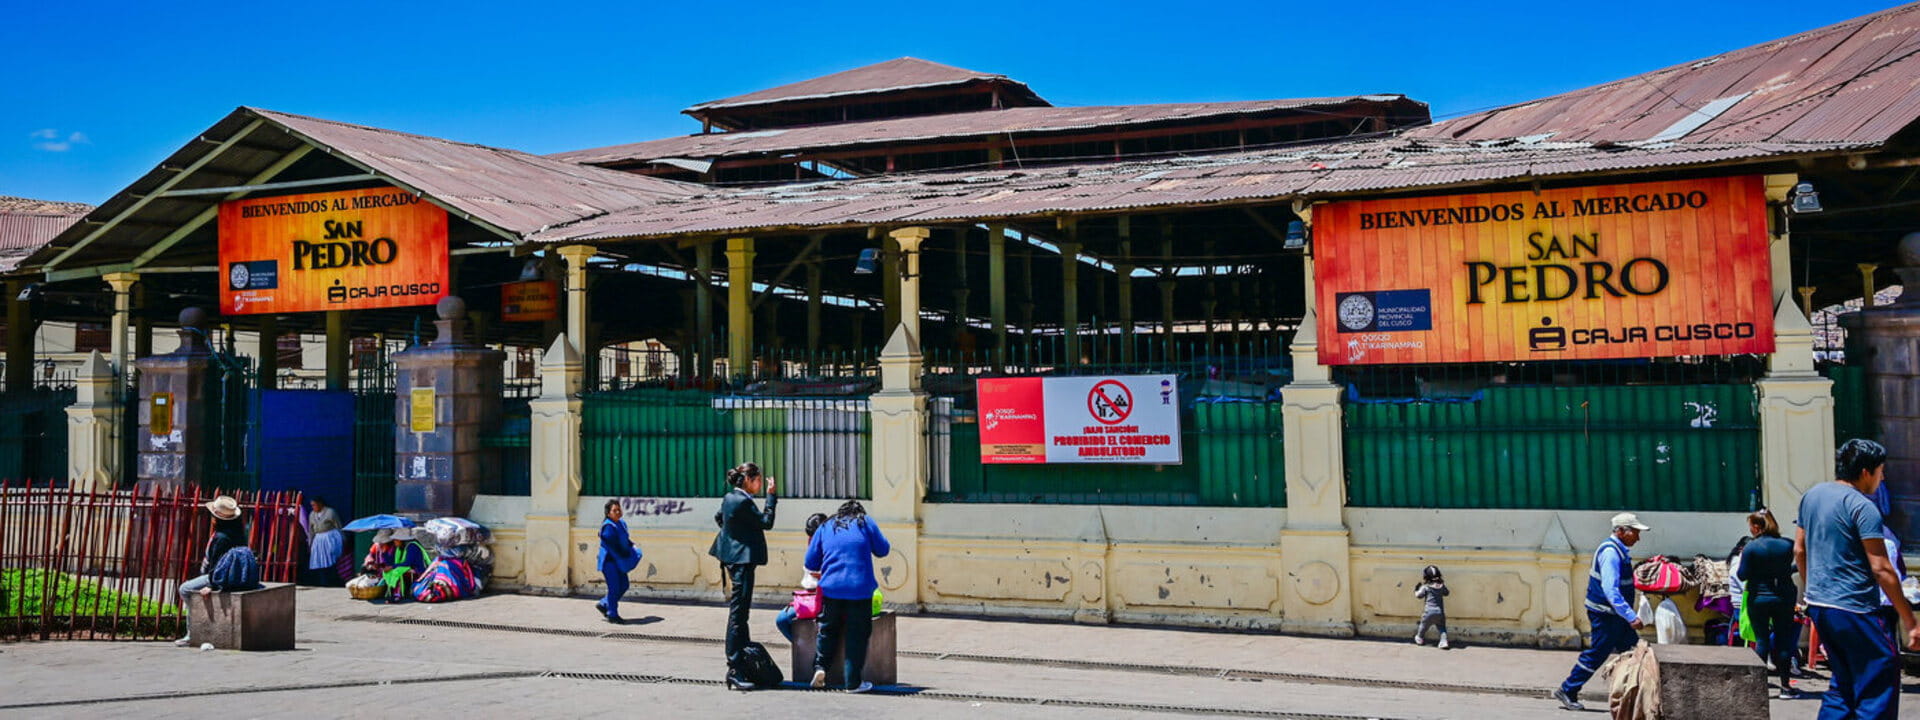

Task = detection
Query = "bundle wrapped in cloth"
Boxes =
[408,517,492,603]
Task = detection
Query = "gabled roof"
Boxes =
[526,136,1865,245]
[683,57,1046,114]
[1414,2,1920,145]
[558,96,1428,167]
[21,107,705,276]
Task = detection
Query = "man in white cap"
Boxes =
[1553,512,1650,711]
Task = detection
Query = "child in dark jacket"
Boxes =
[1414,564,1450,649]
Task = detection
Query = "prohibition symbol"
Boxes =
[1087,380,1133,425]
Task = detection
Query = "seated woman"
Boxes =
[363,528,429,602]
[775,513,831,642]
[175,496,252,647]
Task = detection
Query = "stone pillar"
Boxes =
[392,297,506,519]
[1758,174,1834,530]
[134,308,216,492]
[1838,232,1920,540]
[725,237,754,380]
[525,334,583,595]
[868,324,926,610]
[1278,206,1355,637]
[66,351,119,491]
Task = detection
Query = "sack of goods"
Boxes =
[405,517,492,602]
[348,573,386,600]
[1632,555,1689,595]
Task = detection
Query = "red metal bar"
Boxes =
[70,482,96,639]
[37,480,55,640]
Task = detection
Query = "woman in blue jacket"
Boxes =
[804,500,891,693]
[597,499,641,623]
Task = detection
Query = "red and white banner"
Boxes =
[976,374,1182,465]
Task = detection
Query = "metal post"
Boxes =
[807,257,823,371]
[133,281,152,359]
[1160,217,1176,358]
[988,223,1008,370]
[5,279,32,391]
[256,315,278,390]
[882,231,901,334]
[1060,218,1081,364]
[694,241,714,378]
[325,310,349,391]
[1117,217,1135,363]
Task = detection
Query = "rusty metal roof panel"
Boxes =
[556,96,1421,166]
[1414,4,1920,146]
[685,58,1043,114]
[0,211,85,272]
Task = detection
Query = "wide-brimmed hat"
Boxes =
[391,527,414,541]
[204,496,241,520]
[1610,512,1651,531]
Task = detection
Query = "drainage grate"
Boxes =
[1220,670,1547,699]
[0,671,541,711]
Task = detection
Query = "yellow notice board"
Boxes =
[409,387,436,433]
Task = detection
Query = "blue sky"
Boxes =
[2,0,1907,204]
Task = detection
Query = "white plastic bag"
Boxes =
[1654,597,1685,644]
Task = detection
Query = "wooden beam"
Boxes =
[127,145,316,270]
[43,119,265,271]
[45,264,216,283]
[157,173,379,197]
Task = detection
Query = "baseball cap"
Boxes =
[1610,513,1651,531]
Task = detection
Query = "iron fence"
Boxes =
[0,482,302,642]
[924,335,1289,507]
[581,389,870,499]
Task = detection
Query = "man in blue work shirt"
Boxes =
[1553,512,1650,711]
[1797,438,1920,719]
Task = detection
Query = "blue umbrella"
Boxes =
[343,514,417,532]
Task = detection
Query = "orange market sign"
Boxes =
[219,187,449,315]
[500,280,558,322]
[1312,176,1775,365]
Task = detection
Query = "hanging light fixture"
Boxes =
[852,247,880,275]
[1283,220,1309,251]
[1790,181,1823,214]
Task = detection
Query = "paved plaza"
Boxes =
[0,587,1873,719]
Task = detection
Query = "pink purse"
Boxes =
[792,589,822,619]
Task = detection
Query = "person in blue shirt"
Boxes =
[1553,512,1650,712]
[1797,439,1920,719]
[804,499,891,693]
[596,499,641,624]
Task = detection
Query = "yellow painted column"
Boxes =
[103,273,138,380]
[889,228,928,342]
[1758,173,1833,530]
[525,334,584,594]
[1278,204,1355,637]
[725,237,755,380]
[558,244,597,372]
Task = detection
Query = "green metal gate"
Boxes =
[202,354,259,491]
[1344,383,1761,512]
[352,349,396,531]
[0,386,74,482]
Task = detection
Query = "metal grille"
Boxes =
[581,390,870,499]
[1338,358,1763,512]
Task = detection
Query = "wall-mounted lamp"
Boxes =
[852,247,880,275]
[15,283,40,302]
[517,258,543,282]
[1282,220,1309,252]
[1790,181,1823,214]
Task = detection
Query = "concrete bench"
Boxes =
[186,582,296,651]
[788,612,896,686]
[1651,645,1768,719]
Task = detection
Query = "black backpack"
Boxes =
[728,642,783,687]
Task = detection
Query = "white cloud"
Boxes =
[30,129,89,152]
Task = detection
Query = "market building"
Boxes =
[12,5,1920,643]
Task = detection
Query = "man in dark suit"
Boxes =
[710,463,776,689]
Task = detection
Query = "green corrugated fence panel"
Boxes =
[582,393,735,497]
[1823,365,1874,442]
[1346,384,1758,512]
[732,405,789,494]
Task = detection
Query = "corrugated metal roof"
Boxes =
[685,57,1046,114]
[1412,3,1920,145]
[525,137,1864,244]
[0,206,87,273]
[555,96,1425,166]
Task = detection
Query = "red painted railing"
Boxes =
[0,481,302,642]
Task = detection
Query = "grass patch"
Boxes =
[2,568,183,639]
